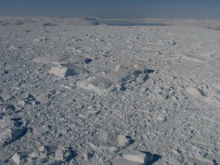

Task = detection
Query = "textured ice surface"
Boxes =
[1,17,220,165]
[186,87,220,106]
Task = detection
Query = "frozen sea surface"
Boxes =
[0,17,220,165]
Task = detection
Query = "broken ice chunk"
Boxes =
[49,63,90,77]
[79,64,148,94]
[32,55,69,64]
[89,135,133,153]
[0,126,27,147]
[78,76,113,95]
[55,146,76,162]
[12,152,23,165]
[123,151,154,164]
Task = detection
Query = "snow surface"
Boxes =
[0,17,220,164]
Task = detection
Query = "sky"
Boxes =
[0,0,220,19]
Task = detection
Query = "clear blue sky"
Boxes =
[0,0,220,19]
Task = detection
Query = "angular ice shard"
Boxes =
[123,151,154,164]
[79,64,148,94]
[79,76,113,95]
[49,63,90,77]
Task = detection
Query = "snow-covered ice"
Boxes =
[1,16,220,164]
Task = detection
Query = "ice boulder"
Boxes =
[114,151,155,165]
[78,76,113,95]
[49,63,91,77]
[0,127,27,147]
[79,64,148,94]
[123,151,154,164]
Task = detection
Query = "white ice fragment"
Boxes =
[49,65,71,77]
[0,127,27,147]
[89,135,132,153]
[17,100,25,107]
[186,87,220,106]
[38,146,48,152]
[89,142,118,153]
[49,64,90,77]
[117,135,130,147]
[114,158,142,165]
[123,151,154,164]
[115,65,127,71]
[0,93,12,101]
[186,87,206,101]
[79,76,113,95]
[28,151,40,158]
[82,150,93,160]
[35,93,48,104]
[9,46,17,50]
[55,146,74,162]
[12,152,21,165]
